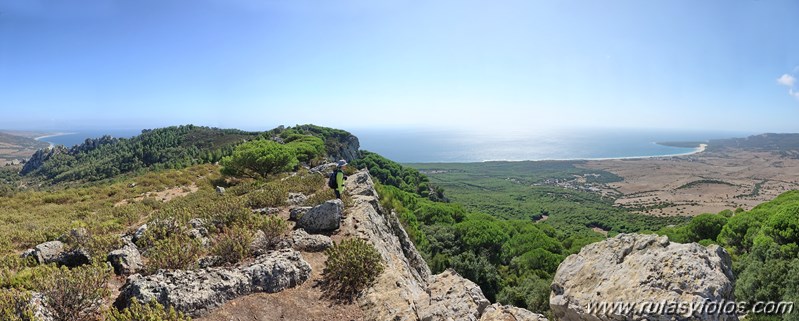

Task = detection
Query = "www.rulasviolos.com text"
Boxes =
[585,299,794,317]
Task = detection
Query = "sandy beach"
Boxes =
[33,133,74,148]
[581,146,799,216]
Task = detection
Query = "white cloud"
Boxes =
[777,74,796,87]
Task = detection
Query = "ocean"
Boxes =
[352,128,752,163]
[35,130,143,147]
[34,128,752,163]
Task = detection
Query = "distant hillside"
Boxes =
[709,133,799,156]
[0,132,50,163]
[20,124,360,184]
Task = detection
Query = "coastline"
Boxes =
[34,133,75,148]
[478,143,709,163]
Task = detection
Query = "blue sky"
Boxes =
[0,0,798,133]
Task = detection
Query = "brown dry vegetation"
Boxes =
[581,148,799,216]
[0,164,219,256]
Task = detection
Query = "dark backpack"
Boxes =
[328,169,339,189]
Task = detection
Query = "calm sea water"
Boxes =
[35,128,751,163]
[36,130,142,147]
[353,128,752,163]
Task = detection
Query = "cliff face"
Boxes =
[343,170,547,321]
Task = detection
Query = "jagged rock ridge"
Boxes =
[344,170,547,321]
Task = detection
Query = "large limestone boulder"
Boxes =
[107,244,144,275]
[418,269,491,321]
[289,228,333,252]
[295,200,342,233]
[289,206,312,221]
[550,233,737,321]
[23,241,64,264]
[115,249,311,317]
[481,304,549,321]
[21,240,91,267]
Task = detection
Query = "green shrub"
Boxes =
[104,298,191,321]
[686,213,728,242]
[282,171,325,195]
[497,274,552,313]
[0,258,59,290]
[322,238,384,300]
[246,185,287,209]
[226,181,262,196]
[283,135,325,165]
[220,140,298,179]
[0,289,35,321]
[253,216,289,251]
[144,234,203,274]
[136,218,184,251]
[211,226,253,264]
[303,188,351,207]
[197,196,253,231]
[39,264,111,321]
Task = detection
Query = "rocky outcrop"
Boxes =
[132,224,148,243]
[289,229,333,252]
[295,200,342,233]
[23,241,64,264]
[418,269,490,321]
[58,249,91,267]
[481,304,549,321]
[550,233,736,321]
[289,206,311,221]
[29,292,54,321]
[108,244,144,275]
[116,249,311,317]
[344,170,546,321]
[346,170,432,320]
[20,146,68,175]
[287,192,308,205]
[21,240,92,267]
[187,218,210,246]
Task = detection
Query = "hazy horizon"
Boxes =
[1,0,798,133]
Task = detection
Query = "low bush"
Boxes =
[39,264,111,321]
[303,189,340,207]
[322,238,384,301]
[104,298,191,321]
[144,234,203,274]
[246,185,287,209]
[211,226,253,264]
[281,171,325,195]
[226,181,262,196]
[0,289,35,321]
[253,216,289,251]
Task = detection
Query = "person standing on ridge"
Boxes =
[328,160,348,199]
